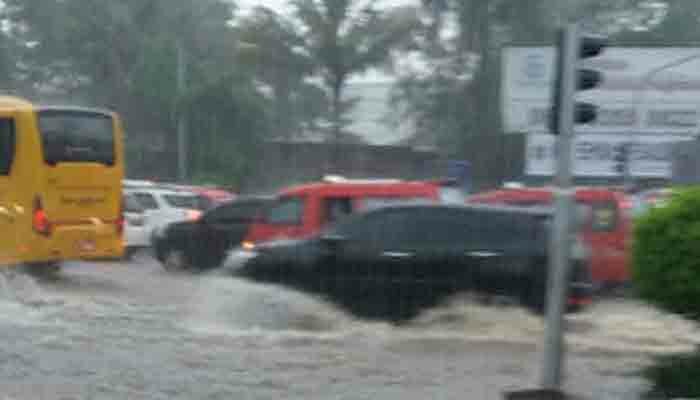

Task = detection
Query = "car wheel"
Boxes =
[162,248,189,272]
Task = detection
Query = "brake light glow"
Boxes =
[567,296,593,306]
[242,241,256,251]
[619,198,633,210]
[187,209,202,221]
[32,196,51,236]
[117,200,125,236]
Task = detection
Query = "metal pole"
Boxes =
[176,41,188,182]
[541,22,578,390]
[624,142,633,191]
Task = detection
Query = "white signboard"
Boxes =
[503,47,700,135]
[526,133,691,178]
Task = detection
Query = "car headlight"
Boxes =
[223,247,259,272]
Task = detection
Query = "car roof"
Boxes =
[124,187,199,197]
[279,181,439,197]
[215,195,274,205]
[468,186,623,203]
[362,203,553,217]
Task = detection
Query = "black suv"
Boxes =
[226,204,592,321]
[154,196,273,271]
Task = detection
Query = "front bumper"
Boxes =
[222,248,259,273]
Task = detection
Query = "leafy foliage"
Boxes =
[291,0,419,146]
[235,6,327,140]
[2,0,273,184]
[632,186,700,320]
[642,351,700,399]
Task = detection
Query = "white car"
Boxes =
[123,193,150,259]
[124,187,204,246]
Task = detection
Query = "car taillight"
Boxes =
[186,209,202,221]
[32,196,51,236]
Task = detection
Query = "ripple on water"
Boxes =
[171,272,700,360]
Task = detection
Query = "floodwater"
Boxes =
[1,255,698,399]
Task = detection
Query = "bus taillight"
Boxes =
[116,199,125,236]
[32,196,51,236]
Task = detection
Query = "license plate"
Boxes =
[77,239,96,252]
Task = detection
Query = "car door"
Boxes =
[416,208,475,288]
[333,209,416,282]
[584,199,628,284]
[203,200,265,252]
[130,191,161,236]
[465,211,509,295]
[0,118,17,265]
[122,194,148,248]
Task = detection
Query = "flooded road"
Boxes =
[0,255,698,399]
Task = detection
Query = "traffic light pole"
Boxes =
[541,23,578,391]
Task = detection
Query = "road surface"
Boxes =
[1,254,698,399]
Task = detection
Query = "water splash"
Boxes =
[566,299,700,356]
[0,270,45,306]
[181,274,700,357]
[185,276,358,336]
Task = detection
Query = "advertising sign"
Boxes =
[526,133,689,178]
[503,47,700,136]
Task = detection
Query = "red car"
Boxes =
[243,176,441,245]
[468,186,633,289]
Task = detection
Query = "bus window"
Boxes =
[0,119,15,176]
[38,110,115,166]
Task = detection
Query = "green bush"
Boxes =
[632,186,700,320]
[642,352,700,399]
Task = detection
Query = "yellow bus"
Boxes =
[0,96,125,271]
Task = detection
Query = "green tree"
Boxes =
[392,0,661,188]
[291,0,419,159]
[614,0,700,44]
[236,6,327,140]
[4,0,274,184]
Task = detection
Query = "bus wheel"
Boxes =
[162,249,189,272]
[21,262,61,281]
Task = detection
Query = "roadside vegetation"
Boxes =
[633,186,700,398]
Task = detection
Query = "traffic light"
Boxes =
[549,28,607,135]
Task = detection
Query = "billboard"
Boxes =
[526,133,690,178]
[502,47,700,135]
